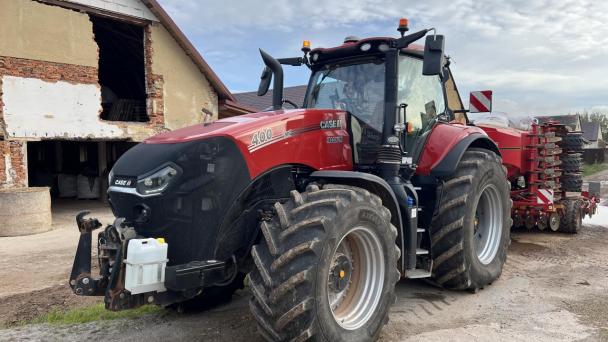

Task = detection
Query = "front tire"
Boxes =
[247,184,400,342]
[430,149,512,291]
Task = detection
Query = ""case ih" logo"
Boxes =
[114,179,132,187]
[320,119,342,129]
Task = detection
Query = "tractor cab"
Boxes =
[304,39,448,165]
[257,20,475,170]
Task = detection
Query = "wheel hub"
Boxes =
[329,254,352,292]
[473,184,503,265]
[327,227,385,330]
[549,212,560,231]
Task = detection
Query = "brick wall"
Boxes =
[0,56,98,84]
[0,140,27,188]
[144,25,165,130]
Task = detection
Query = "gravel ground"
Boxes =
[1,201,607,341]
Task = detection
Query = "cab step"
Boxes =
[406,268,432,278]
[416,228,425,233]
[416,248,429,255]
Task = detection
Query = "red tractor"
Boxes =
[69,20,597,341]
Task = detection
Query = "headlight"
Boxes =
[136,165,179,196]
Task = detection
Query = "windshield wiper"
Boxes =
[310,66,338,102]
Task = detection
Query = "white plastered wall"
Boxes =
[1,76,125,139]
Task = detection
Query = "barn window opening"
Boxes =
[91,15,148,122]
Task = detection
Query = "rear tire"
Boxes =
[559,199,582,234]
[429,149,512,291]
[559,132,585,152]
[560,154,582,173]
[247,184,400,342]
[561,174,583,192]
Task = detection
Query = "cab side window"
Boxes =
[397,55,445,153]
[444,69,466,124]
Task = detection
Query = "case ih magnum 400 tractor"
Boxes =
[70,20,597,341]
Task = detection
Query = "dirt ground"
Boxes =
[0,200,110,326]
[1,196,608,341]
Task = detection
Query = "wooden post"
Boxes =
[98,142,108,202]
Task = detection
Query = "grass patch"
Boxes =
[31,304,163,325]
[582,162,608,177]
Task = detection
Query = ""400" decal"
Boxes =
[250,128,273,149]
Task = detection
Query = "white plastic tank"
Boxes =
[124,238,168,295]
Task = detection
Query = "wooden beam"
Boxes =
[35,0,151,26]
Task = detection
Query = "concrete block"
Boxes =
[0,187,52,237]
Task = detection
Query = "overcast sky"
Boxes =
[158,0,608,116]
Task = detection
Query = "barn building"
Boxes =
[0,0,246,203]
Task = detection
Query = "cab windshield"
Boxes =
[306,59,385,132]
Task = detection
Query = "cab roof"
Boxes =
[309,37,424,65]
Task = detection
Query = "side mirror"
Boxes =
[257,67,272,96]
[258,49,284,110]
[422,35,445,76]
[469,91,493,113]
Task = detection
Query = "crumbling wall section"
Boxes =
[144,25,166,130]
[0,1,165,142]
[0,0,220,146]
[0,141,27,189]
[0,56,100,139]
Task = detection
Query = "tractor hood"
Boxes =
[145,109,317,144]
[142,108,352,178]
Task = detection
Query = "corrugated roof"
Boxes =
[234,85,308,111]
[581,121,601,141]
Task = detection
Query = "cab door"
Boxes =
[397,54,447,161]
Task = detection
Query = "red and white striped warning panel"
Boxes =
[469,90,493,113]
[536,189,554,205]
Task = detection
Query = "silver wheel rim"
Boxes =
[473,184,503,265]
[549,213,560,231]
[327,227,385,330]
